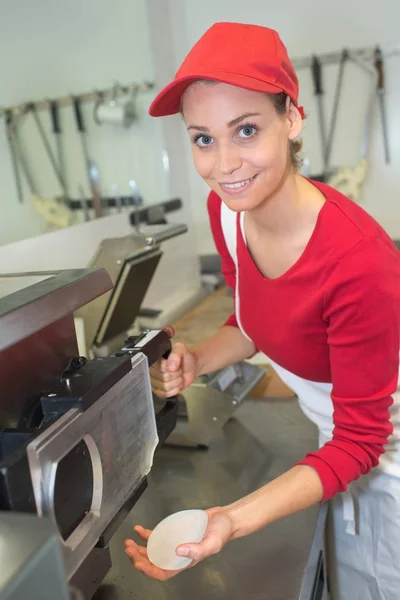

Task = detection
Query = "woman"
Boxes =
[125,22,400,599]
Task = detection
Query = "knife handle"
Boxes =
[312,55,323,95]
[374,47,384,92]
[73,97,85,132]
[50,100,61,134]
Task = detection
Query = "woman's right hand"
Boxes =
[150,341,198,398]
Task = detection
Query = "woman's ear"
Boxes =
[286,96,303,140]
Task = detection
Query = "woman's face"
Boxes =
[182,82,302,212]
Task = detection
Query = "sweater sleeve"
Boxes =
[207,191,239,328]
[297,238,399,501]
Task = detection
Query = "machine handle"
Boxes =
[154,340,179,447]
[155,395,178,449]
[311,55,323,95]
[60,356,87,382]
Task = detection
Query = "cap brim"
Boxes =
[148,73,286,117]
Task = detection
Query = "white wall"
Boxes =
[165,0,400,254]
[0,0,203,323]
[145,0,197,230]
[3,0,399,257]
[0,0,170,245]
[0,213,201,323]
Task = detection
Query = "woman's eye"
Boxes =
[195,135,213,147]
[238,125,257,138]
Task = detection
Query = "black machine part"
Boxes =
[68,195,182,216]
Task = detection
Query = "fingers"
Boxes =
[124,540,144,562]
[124,546,155,578]
[153,387,182,399]
[124,525,151,549]
[124,526,194,582]
[150,361,182,383]
[163,325,175,339]
[124,544,175,581]
[124,537,155,576]
[151,360,178,379]
[133,525,152,541]
[150,376,183,398]
[150,342,191,398]
[150,361,183,398]
[167,343,187,372]
[150,369,183,386]
[153,345,187,376]
[124,539,147,558]
[150,344,189,379]
[176,533,223,562]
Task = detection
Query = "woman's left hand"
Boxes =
[124,507,234,581]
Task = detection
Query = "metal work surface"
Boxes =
[0,512,72,600]
[94,397,322,600]
[0,268,112,352]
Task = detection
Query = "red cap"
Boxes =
[149,22,304,118]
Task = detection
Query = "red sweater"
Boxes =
[208,180,400,501]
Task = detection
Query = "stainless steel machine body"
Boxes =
[0,512,81,600]
[0,270,178,599]
[164,361,265,447]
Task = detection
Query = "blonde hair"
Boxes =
[268,92,304,171]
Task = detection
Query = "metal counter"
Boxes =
[94,397,327,600]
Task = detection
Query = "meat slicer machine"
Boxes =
[0,268,178,599]
[75,223,264,449]
[0,222,264,598]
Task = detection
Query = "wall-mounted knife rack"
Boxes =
[0,80,154,119]
[2,42,398,118]
[291,42,400,70]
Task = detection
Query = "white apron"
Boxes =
[221,202,400,599]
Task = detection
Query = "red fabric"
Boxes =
[149,22,304,118]
[207,180,400,501]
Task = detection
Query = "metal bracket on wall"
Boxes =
[0,81,154,119]
[292,42,400,70]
